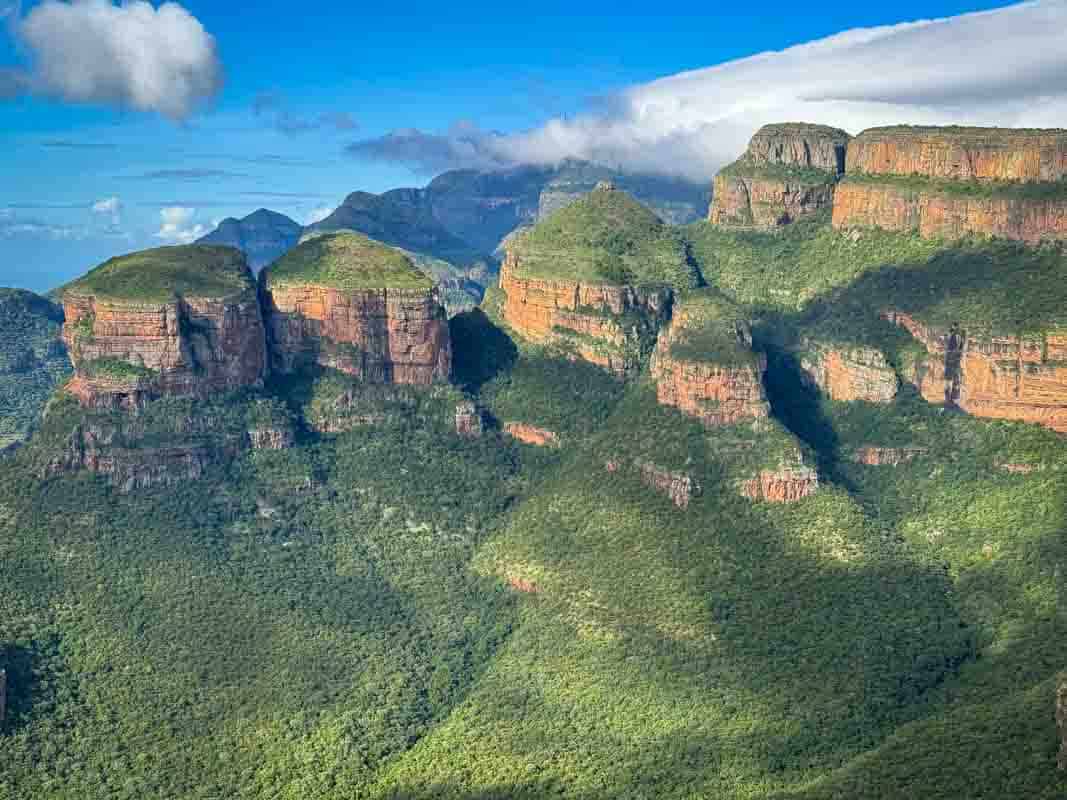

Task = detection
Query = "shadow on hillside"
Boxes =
[1,642,41,734]
[450,309,518,393]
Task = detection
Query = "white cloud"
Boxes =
[302,204,335,226]
[350,0,1067,181]
[91,195,122,226]
[155,206,208,244]
[0,209,84,239]
[5,0,222,120]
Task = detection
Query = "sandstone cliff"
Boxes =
[61,246,267,410]
[833,126,1067,243]
[798,342,898,403]
[261,231,451,384]
[499,183,694,375]
[650,293,770,427]
[851,446,928,466]
[832,179,1067,244]
[606,458,699,509]
[886,311,1067,432]
[740,462,819,503]
[708,123,850,229]
[845,127,1067,181]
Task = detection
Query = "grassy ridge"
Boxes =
[841,171,1067,202]
[264,231,431,291]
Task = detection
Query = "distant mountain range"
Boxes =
[196,160,710,277]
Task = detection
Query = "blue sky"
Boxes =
[0,0,1050,292]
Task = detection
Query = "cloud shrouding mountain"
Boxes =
[4,0,221,120]
[349,0,1067,182]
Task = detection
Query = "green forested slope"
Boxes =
[1,211,1065,799]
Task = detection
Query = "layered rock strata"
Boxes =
[886,311,1067,433]
[498,254,672,375]
[799,343,898,403]
[740,463,820,503]
[262,285,451,384]
[62,285,267,410]
[455,401,484,438]
[845,127,1067,181]
[708,123,850,229]
[650,300,770,427]
[833,126,1067,242]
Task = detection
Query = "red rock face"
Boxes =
[886,311,1067,433]
[454,401,484,438]
[632,460,699,509]
[710,173,836,228]
[846,128,1067,182]
[503,422,560,448]
[832,181,1067,244]
[498,254,672,376]
[263,285,451,384]
[62,291,267,409]
[650,311,770,427]
[740,464,819,503]
[851,446,928,466]
[799,343,898,403]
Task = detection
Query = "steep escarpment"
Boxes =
[709,123,850,228]
[833,126,1067,243]
[650,291,770,426]
[499,183,696,375]
[60,246,267,410]
[261,231,451,385]
[798,341,898,403]
[885,311,1067,432]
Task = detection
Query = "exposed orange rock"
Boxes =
[851,446,928,466]
[799,343,898,403]
[885,311,1067,432]
[262,284,451,384]
[650,308,770,427]
[62,292,267,410]
[506,575,539,594]
[845,127,1067,181]
[709,173,835,228]
[708,123,849,229]
[832,180,1067,244]
[498,254,671,375]
[740,463,819,503]
[606,458,699,509]
[503,422,560,448]
[997,461,1045,475]
[247,427,295,450]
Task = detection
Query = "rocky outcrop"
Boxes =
[845,127,1067,182]
[832,180,1067,244]
[503,422,560,448]
[455,401,484,438]
[851,446,928,466]
[607,458,699,509]
[1057,674,1066,770]
[710,174,836,228]
[247,427,295,450]
[740,462,819,503]
[498,255,672,375]
[833,126,1067,243]
[799,343,898,403]
[650,306,770,427]
[708,123,849,229]
[262,285,452,384]
[886,311,1067,433]
[44,420,246,493]
[61,253,267,411]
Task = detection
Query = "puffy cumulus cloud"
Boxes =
[5,0,222,120]
[349,0,1067,182]
[155,206,208,244]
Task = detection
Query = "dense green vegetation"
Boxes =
[2,200,1066,799]
[667,289,760,366]
[508,186,699,288]
[0,289,70,448]
[719,159,838,186]
[264,231,431,291]
[841,171,1067,202]
[61,246,254,303]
